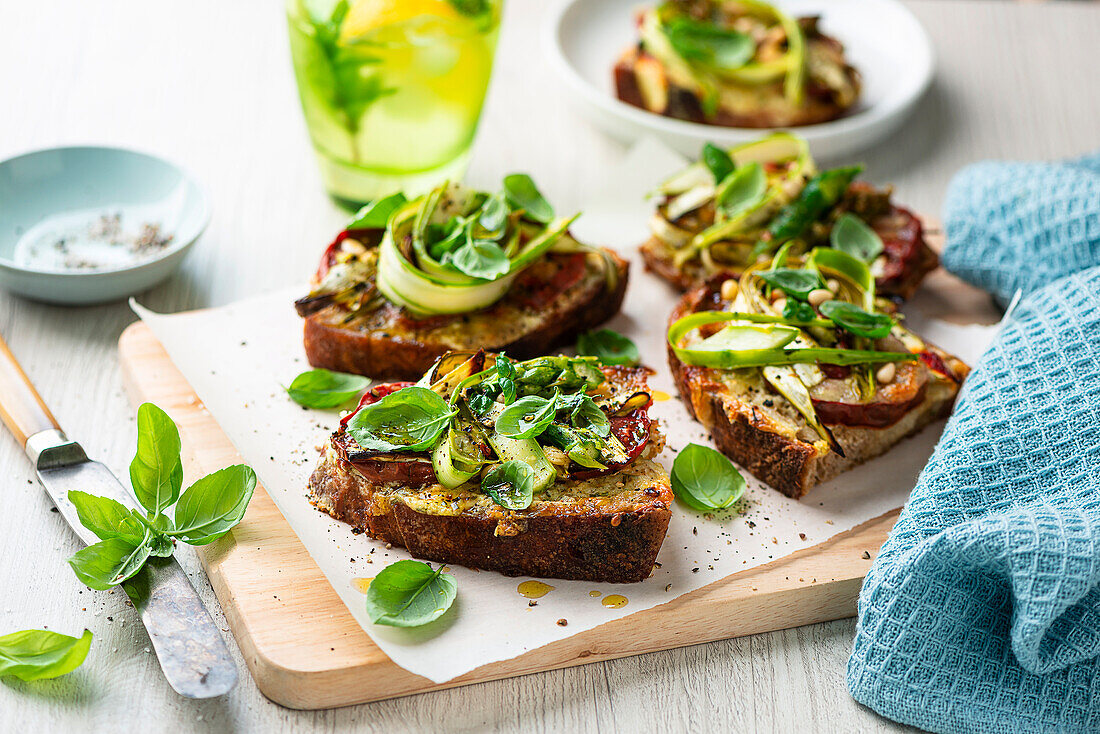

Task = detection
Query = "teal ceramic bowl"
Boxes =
[0,146,209,305]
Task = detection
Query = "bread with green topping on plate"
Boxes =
[639,133,938,301]
[615,1,861,129]
[296,177,628,380]
[666,248,969,499]
[308,351,672,583]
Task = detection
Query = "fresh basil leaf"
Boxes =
[0,629,92,681]
[482,460,536,510]
[129,403,183,515]
[716,162,766,220]
[477,194,509,239]
[446,0,491,19]
[782,299,818,323]
[286,369,370,409]
[561,394,611,438]
[496,354,517,404]
[346,192,407,230]
[756,268,824,300]
[465,386,496,416]
[671,443,746,511]
[830,213,884,263]
[818,300,894,339]
[701,142,734,184]
[451,239,511,280]
[67,491,145,544]
[576,329,640,367]
[68,537,152,591]
[664,17,755,72]
[346,386,456,452]
[427,217,467,262]
[170,465,257,546]
[502,174,554,224]
[495,393,559,439]
[365,560,457,628]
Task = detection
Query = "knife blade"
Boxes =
[0,334,238,698]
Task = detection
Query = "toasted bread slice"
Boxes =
[308,358,672,582]
[310,441,670,583]
[642,184,939,300]
[668,281,969,499]
[303,250,629,380]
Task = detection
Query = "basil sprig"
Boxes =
[576,329,640,367]
[503,173,554,224]
[0,629,93,681]
[346,386,456,452]
[671,443,746,511]
[286,369,370,409]
[663,16,755,72]
[365,560,457,628]
[831,212,884,263]
[756,268,824,300]
[818,300,894,339]
[495,394,559,439]
[67,403,256,591]
[482,460,536,510]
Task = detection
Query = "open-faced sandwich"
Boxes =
[642,133,938,300]
[667,244,968,498]
[309,350,671,582]
[296,176,628,379]
[615,1,860,128]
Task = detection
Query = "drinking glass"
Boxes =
[287,0,502,207]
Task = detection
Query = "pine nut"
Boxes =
[773,298,787,314]
[808,288,834,307]
[720,279,738,301]
[876,362,896,384]
[342,238,367,255]
[826,278,840,293]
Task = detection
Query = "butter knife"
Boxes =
[0,333,237,698]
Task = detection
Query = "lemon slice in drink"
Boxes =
[339,0,465,41]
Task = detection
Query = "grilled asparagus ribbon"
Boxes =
[668,247,919,455]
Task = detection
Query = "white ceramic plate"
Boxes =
[546,0,934,161]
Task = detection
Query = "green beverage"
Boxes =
[287,0,501,206]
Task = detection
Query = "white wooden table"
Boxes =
[1,1,1098,731]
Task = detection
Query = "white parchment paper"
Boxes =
[133,140,997,684]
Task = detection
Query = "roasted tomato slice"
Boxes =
[333,432,436,487]
[810,361,928,428]
[570,405,653,480]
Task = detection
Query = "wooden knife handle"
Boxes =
[0,333,60,447]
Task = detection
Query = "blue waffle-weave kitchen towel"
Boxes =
[941,152,1100,304]
[847,154,1100,733]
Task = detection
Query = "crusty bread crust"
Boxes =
[304,251,629,380]
[309,449,672,583]
[667,288,966,499]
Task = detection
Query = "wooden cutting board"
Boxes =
[117,254,998,710]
